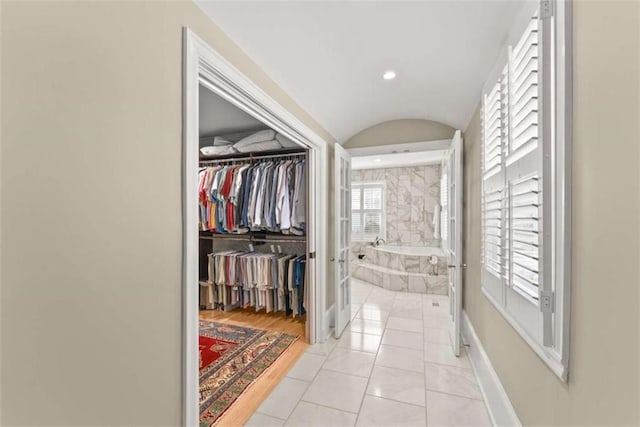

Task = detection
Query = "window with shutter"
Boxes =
[479,0,571,381]
[351,182,385,241]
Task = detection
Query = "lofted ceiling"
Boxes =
[199,84,265,137]
[195,1,524,142]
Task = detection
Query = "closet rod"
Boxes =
[199,151,306,165]
[199,235,305,243]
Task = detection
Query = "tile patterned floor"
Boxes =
[246,279,492,426]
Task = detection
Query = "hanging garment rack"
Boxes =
[199,233,305,244]
[199,148,306,165]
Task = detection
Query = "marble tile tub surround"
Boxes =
[351,262,448,295]
[246,280,491,426]
[350,243,449,295]
[352,165,442,245]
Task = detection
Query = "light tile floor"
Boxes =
[246,279,491,426]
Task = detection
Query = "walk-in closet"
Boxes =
[197,83,310,425]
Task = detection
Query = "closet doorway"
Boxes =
[183,29,329,426]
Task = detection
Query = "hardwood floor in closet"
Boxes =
[200,308,306,337]
[200,309,307,426]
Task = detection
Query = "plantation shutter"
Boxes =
[480,1,570,368]
[351,187,362,234]
[481,77,506,299]
[482,10,544,309]
[351,183,385,240]
[506,13,542,305]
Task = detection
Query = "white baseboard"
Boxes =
[321,304,335,342]
[462,311,521,427]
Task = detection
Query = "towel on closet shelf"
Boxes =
[235,140,282,153]
[234,129,276,150]
[213,136,234,146]
[200,145,238,156]
[275,133,299,148]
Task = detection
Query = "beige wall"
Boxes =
[0,1,334,425]
[463,1,640,425]
[343,119,455,148]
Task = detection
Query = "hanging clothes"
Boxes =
[204,250,307,318]
[198,158,306,235]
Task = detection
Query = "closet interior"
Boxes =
[197,84,309,340]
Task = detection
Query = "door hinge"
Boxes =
[540,290,555,313]
[309,252,316,259]
[540,0,553,19]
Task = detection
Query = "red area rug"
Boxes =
[199,320,297,426]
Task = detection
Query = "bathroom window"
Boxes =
[480,1,571,381]
[351,182,385,242]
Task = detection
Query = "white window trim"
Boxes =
[480,0,572,381]
[351,181,386,242]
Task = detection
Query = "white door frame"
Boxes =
[183,28,329,427]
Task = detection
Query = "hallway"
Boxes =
[246,279,490,426]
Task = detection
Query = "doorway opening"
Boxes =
[338,133,464,356]
[183,29,329,426]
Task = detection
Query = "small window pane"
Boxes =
[351,212,362,233]
[363,188,382,209]
[351,181,385,240]
[351,188,361,210]
[363,212,381,234]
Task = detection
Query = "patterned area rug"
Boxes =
[199,320,297,426]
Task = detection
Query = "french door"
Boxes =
[448,131,464,356]
[334,143,352,338]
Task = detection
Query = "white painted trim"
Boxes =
[554,0,573,383]
[183,28,330,427]
[482,287,566,379]
[346,138,452,156]
[462,312,521,427]
[324,304,335,340]
[478,0,572,382]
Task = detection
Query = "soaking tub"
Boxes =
[351,243,449,295]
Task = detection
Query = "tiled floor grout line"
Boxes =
[297,398,360,415]
[352,293,393,426]
[363,390,429,409]
[257,281,487,426]
[423,387,485,402]
[423,359,474,371]
[281,344,330,425]
[284,310,377,426]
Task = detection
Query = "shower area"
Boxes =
[350,154,449,295]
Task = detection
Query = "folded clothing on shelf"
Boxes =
[200,129,301,157]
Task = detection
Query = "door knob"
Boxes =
[448,263,467,268]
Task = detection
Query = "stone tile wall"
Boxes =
[352,165,441,245]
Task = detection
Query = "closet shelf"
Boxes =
[199,147,307,164]
[199,231,306,244]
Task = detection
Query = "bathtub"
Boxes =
[374,244,445,257]
[351,243,449,295]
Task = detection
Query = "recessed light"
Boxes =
[383,70,396,80]
[375,158,382,162]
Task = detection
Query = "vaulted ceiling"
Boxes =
[196,1,523,142]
